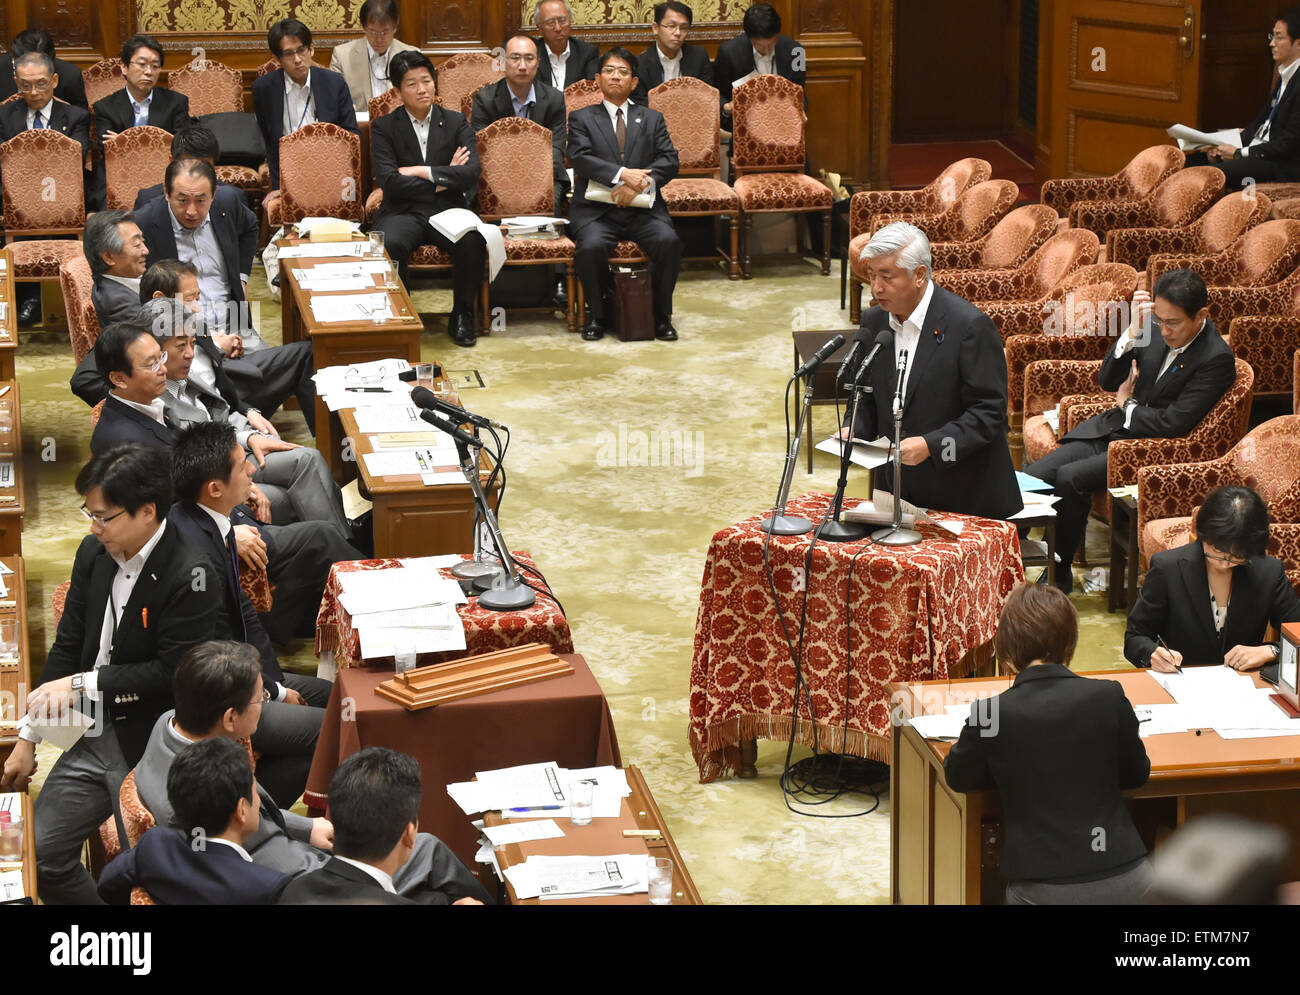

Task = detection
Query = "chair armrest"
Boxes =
[1208,283,1293,327]
[932,266,1028,302]
[1006,333,1114,414]
[1227,315,1300,394]
[1071,199,1155,237]
[850,189,936,236]
[930,239,984,270]
[1041,175,1123,217]
[1108,434,1214,488]
[240,561,274,613]
[1106,227,1199,270]
[1147,251,1219,287]
[1063,396,1113,434]
[983,300,1048,340]
[1023,360,1103,417]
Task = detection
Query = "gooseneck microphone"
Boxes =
[410,385,506,431]
[794,333,846,378]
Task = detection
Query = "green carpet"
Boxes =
[20,249,1131,904]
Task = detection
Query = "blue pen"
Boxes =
[509,805,562,812]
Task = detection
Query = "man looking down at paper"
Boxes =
[370,49,485,348]
[839,221,1021,520]
[568,47,681,341]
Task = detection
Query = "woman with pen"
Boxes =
[1125,486,1300,672]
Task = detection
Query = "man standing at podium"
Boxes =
[842,221,1021,520]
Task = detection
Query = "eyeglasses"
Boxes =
[600,66,632,78]
[257,687,271,704]
[541,16,571,28]
[1204,547,1247,567]
[657,20,689,33]
[364,25,397,38]
[81,504,127,525]
[279,44,311,60]
[138,353,167,373]
[1148,314,1189,330]
[506,53,538,64]
[129,58,162,71]
[16,80,51,93]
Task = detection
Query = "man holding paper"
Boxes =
[370,49,485,348]
[1182,9,1300,184]
[568,47,682,341]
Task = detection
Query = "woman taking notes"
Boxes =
[1125,486,1300,672]
[944,583,1152,904]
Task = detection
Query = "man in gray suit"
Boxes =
[135,641,492,903]
[329,0,416,113]
[85,209,149,328]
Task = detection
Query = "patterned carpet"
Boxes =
[20,248,1131,904]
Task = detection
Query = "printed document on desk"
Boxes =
[362,446,459,478]
[358,623,466,659]
[309,292,393,323]
[337,563,466,614]
[278,241,369,258]
[350,405,424,434]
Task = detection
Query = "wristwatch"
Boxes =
[70,673,84,693]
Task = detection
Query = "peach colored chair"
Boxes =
[434,52,503,124]
[60,256,100,363]
[103,126,172,211]
[1146,219,1300,295]
[1106,190,1273,277]
[932,229,1101,306]
[269,122,365,227]
[563,79,603,119]
[1040,144,1184,218]
[930,203,1060,271]
[1068,166,1225,240]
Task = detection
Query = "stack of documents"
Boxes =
[1146,667,1300,739]
[446,762,631,819]
[278,240,370,259]
[338,555,469,659]
[309,292,394,324]
[292,260,392,292]
[504,854,649,900]
[430,208,505,279]
[312,359,412,411]
[1166,124,1241,152]
[502,215,568,239]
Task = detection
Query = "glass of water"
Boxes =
[393,635,417,674]
[569,779,594,826]
[369,229,386,259]
[647,857,673,905]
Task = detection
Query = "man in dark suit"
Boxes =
[371,50,485,347]
[252,19,359,192]
[713,3,805,130]
[534,0,598,90]
[0,444,221,904]
[0,28,86,107]
[170,421,333,807]
[136,644,490,903]
[568,47,682,342]
[844,221,1022,520]
[92,34,191,156]
[280,748,486,905]
[132,125,249,210]
[98,738,290,905]
[631,1,714,105]
[81,209,149,329]
[1024,270,1237,594]
[1187,8,1300,185]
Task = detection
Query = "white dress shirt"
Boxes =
[128,89,153,127]
[208,837,255,862]
[753,47,776,76]
[658,46,682,81]
[367,41,392,100]
[547,41,571,89]
[283,74,318,134]
[600,98,656,198]
[1247,57,1300,151]
[104,274,141,297]
[510,83,537,119]
[169,210,248,331]
[886,279,934,399]
[334,855,398,893]
[1113,317,1206,428]
[114,393,167,425]
[25,98,53,130]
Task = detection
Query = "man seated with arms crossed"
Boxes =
[1023,269,1236,594]
[568,47,682,342]
[330,0,416,113]
[281,747,484,905]
[534,0,598,90]
[89,319,362,643]
[0,444,221,904]
[370,50,485,348]
[171,421,331,808]
[631,2,714,106]
[137,641,491,903]
[99,737,290,905]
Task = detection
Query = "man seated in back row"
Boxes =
[631,2,714,106]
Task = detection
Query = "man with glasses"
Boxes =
[632,2,714,105]
[534,0,598,89]
[252,19,358,193]
[92,34,191,154]
[0,28,86,107]
[1185,8,1300,185]
[569,47,682,341]
[330,0,416,113]
[0,443,221,903]
[1023,270,1236,595]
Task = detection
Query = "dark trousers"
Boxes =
[260,520,362,643]
[252,673,332,808]
[226,340,317,435]
[1022,437,1111,568]
[374,213,485,315]
[573,210,682,324]
[1183,149,1300,186]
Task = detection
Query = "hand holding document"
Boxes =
[429,208,505,279]
[585,178,655,209]
[1166,124,1242,152]
[814,434,891,469]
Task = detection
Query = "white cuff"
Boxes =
[83,669,101,701]
[17,716,40,746]
[1113,333,1135,359]
[1122,399,1137,430]
[275,681,288,703]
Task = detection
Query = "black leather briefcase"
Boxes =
[612,264,654,341]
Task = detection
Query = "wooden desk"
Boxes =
[0,792,36,904]
[0,250,14,381]
[484,765,703,906]
[1108,493,1140,613]
[888,669,1300,905]
[277,236,423,480]
[0,382,21,556]
[0,557,29,775]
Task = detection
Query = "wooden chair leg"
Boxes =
[565,262,577,332]
[576,277,585,327]
[850,278,862,324]
[821,211,831,275]
[728,213,740,280]
[742,213,754,278]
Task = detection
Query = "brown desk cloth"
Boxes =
[690,491,1025,780]
[304,653,621,867]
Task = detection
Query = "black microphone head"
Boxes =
[874,328,893,348]
[826,333,846,352]
[410,385,436,409]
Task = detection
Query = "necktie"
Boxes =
[31,112,43,129]
[133,101,147,127]
[616,107,626,157]
[522,100,534,120]
[226,530,247,640]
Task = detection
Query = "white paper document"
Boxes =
[1134,704,1196,738]
[428,208,506,279]
[277,241,370,258]
[362,446,458,478]
[909,713,968,740]
[1166,123,1242,152]
[349,603,462,631]
[0,870,24,902]
[584,178,656,209]
[422,471,467,486]
[482,819,565,847]
[309,292,393,323]
[337,564,466,615]
[350,405,425,434]
[1148,668,1300,735]
[27,709,97,751]
[447,762,631,819]
[292,272,373,292]
[504,854,649,900]
[814,435,891,470]
[295,217,363,235]
[358,624,466,659]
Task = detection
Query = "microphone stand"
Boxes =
[816,359,873,542]
[871,358,923,547]
[760,372,816,535]
[453,437,535,611]
[451,423,505,586]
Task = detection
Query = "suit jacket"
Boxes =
[1062,320,1235,443]
[134,711,317,866]
[0,96,90,157]
[631,43,714,105]
[1125,543,1300,668]
[944,663,1150,882]
[848,286,1023,519]
[90,393,175,454]
[135,185,259,311]
[98,827,289,905]
[329,37,417,113]
[535,35,599,89]
[0,55,86,107]
[713,32,805,127]
[370,103,480,221]
[90,273,142,329]
[38,528,222,767]
[73,336,241,410]
[566,101,678,234]
[1238,69,1300,177]
[133,180,247,211]
[469,77,567,195]
[92,86,191,153]
[166,501,283,687]
[252,66,358,188]
[278,856,415,905]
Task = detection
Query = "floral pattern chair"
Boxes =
[1040,144,1184,218]
[1067,166,1224,240]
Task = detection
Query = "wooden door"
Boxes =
[1045,0,1202,178]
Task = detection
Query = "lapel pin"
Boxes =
[932,328,944,344]
[142,608,149,629]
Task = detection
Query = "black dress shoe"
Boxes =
[581,319,606,341]
[16,297,39,328]
[654,320,678,341]
[1035,566,1073,595]
[448,311,476,347]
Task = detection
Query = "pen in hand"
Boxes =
[1156,634,1182,674]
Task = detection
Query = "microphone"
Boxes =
[893,348,908,418]
[854,329,893,384]
[410,385,506,431]
[835,337,866,382]
[419,408,482,449]
[794,333,846,378]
